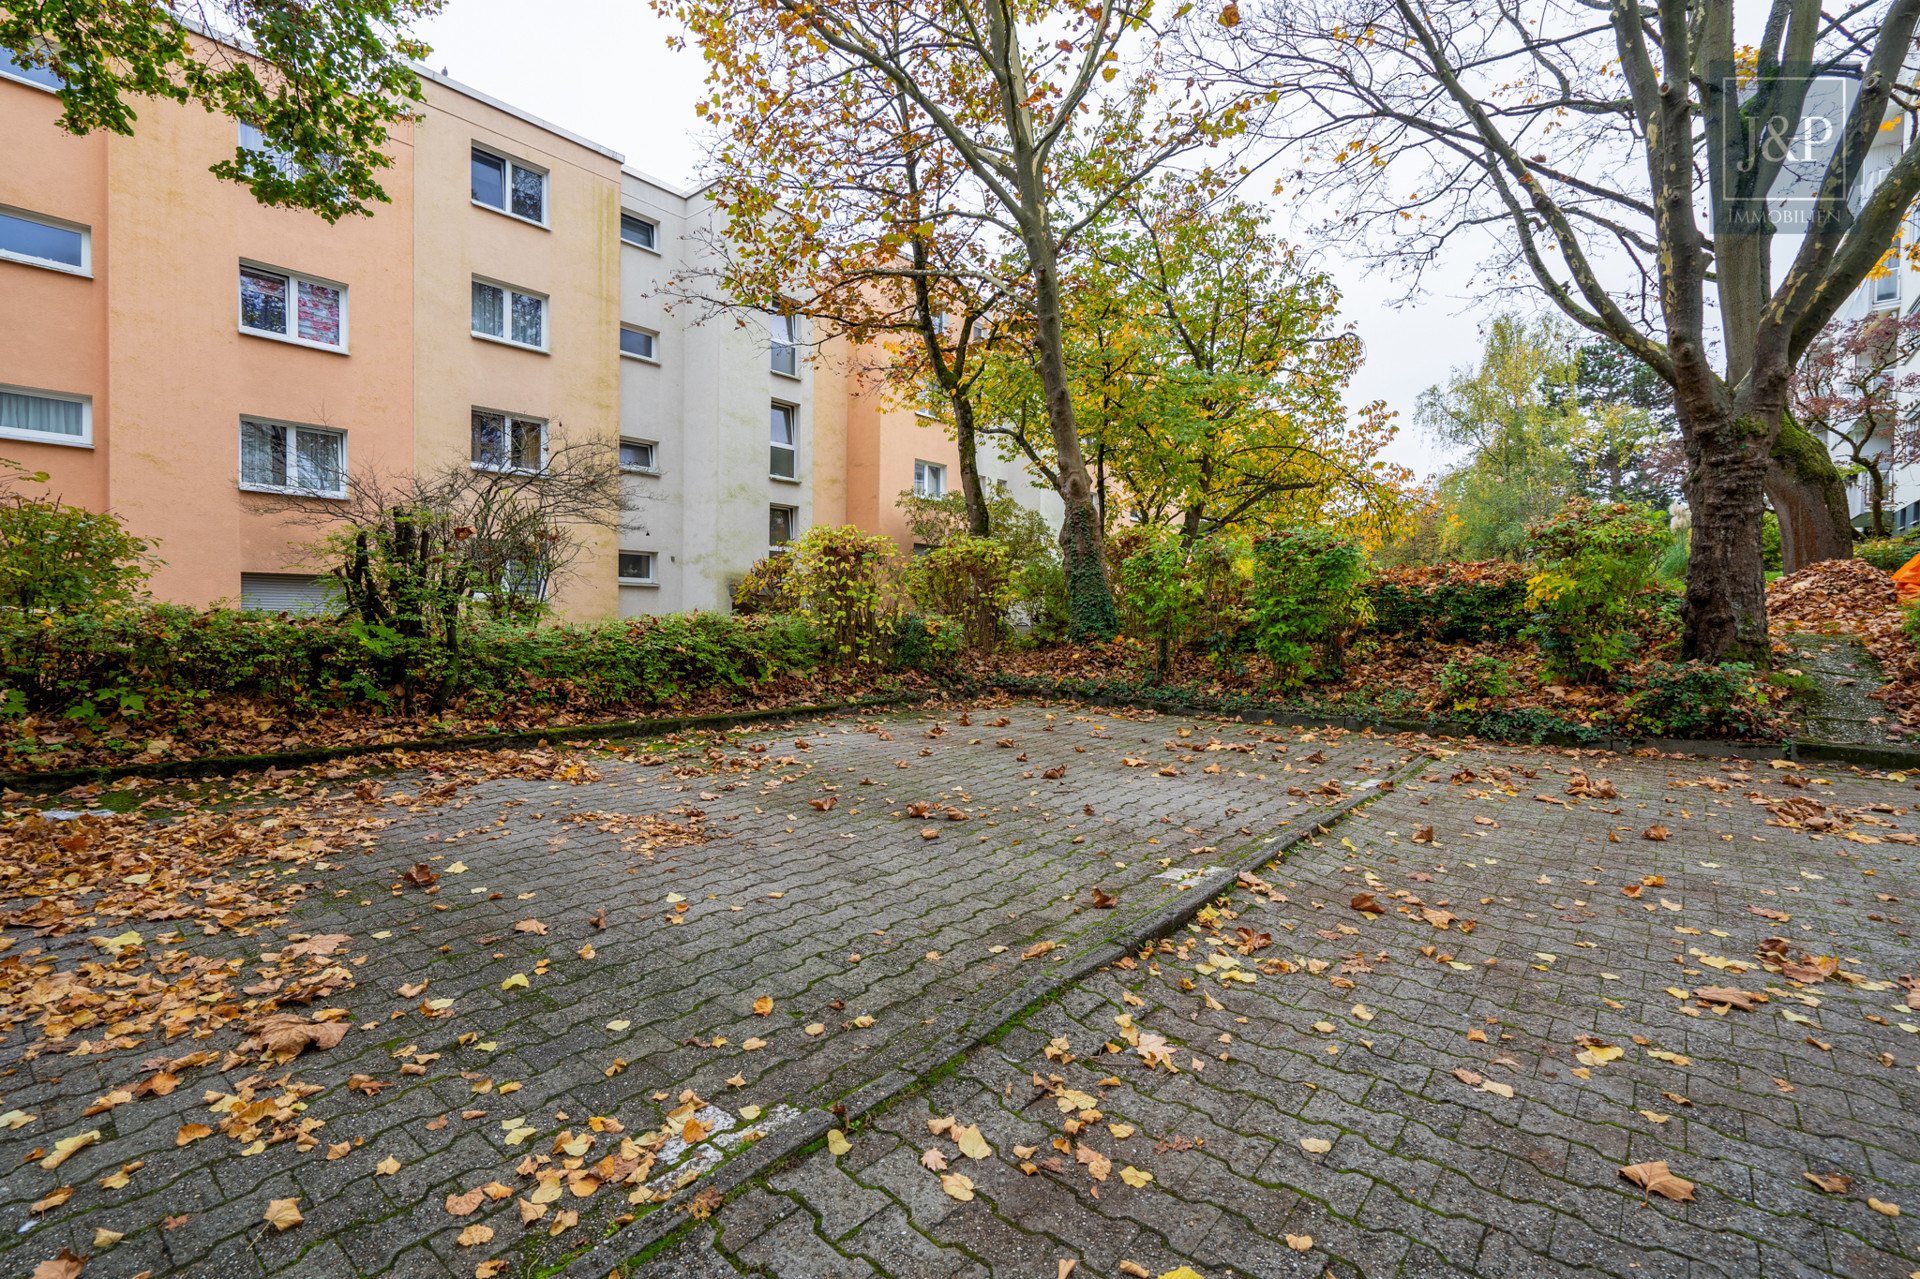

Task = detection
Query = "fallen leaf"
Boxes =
[447,1188,485,1216]
[1619,1160,1695,1202]
[92,1227,124,1248]
[826,1129,850,1155]
[1286,1234,1313,1251]
[513,919,547,935]
[956,1124,992,1160]
[376,1156,402,1175]
[519,1198,546,1224]
[31,1188,74,1215]
[177,1123,213,1146]
[941,1173,975,1201]
[753,996,774,1016]
[1091,887,1119,909]
[1119,1165,1153,1187]
[1300,1137,1332,1154]
[921,1147,949,1170]
[477,1263,509,1279]
[29,1249,85,1279]
[1870,1197,1901,1216]
[1643,825,1669,841]
[1075,1143,1112,1181]
[41,1130,99,1169]
[1803,1172,1853,1194]
[457,1224,494,1247]
[742,1037,767,1051]
[264,1197,304,1231]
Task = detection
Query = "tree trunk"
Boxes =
[1682,409,1773,664]
[953,392,990,539]
[1025,240,1118,641]
[1766,413,1854,572]
[1869,462,1888,537]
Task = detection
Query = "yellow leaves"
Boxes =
[264,1197,304,1231]
[98,1160,141,1189]
[1646,1049,1692,1066]
[457,1224,495,1247]
[753,996,774,1016]
[1619,1161,1694,1201]
[530,1179,565,1205]
[921,1147,948,1170]
[1870,1198,1901,1216]
[93,1227,125,1249]
[739,1105,762,1120]
[376,1156,402,1175]
[41,1130,99,1169]
[501,973,530,990]
[1119,1165,1154,1187]
[177,1123,214,1147]
[805,1023,826,1036]
[549,1208,579,1236]
[513,918,547,935]
[1299,1137,1332,1154]
[743,1036,768,1051]
[1075,1143,1112,1181]
[577,942,595,960]
[519,1197,547,1224]
[955,1124,992,1160]
[827,1129,852,1155]
[31,1187,74,1214]
[941,1173,976,1201]
[683,1116,710,1144]
[1574,1045,1623,1067]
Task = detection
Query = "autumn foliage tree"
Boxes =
[658,0,1250,639]
[1791,310,1920,537]
[1191,0,1920,661]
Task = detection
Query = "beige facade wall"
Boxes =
[0,60,417,605]
[411,74,625,621]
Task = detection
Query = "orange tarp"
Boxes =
[1893,550,1920,604]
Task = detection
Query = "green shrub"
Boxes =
[904,536,1012,650]
[1115,528,1206,679]
[1524,500,1669,685]
[1436,653,1511,706]
[0,462,162,611]
[1247,528,1371,685]
[782,525,899,664]
[887,613,964,673]
[730,552,798,615]
[0,606,826,728]
[1616,661,1772,739]
[1362,561,1529,641]
[1858,536,1920,572]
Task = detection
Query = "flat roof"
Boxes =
[416,66,625,164]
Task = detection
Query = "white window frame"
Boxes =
[619,213,659,251]
[0,44,62,93]
[0,382,92,448]
[619,325,659,363]
[470,408,548,474]
[618,550,658,585]
[237,417,348,498]
[470,144,549,228]
[470,276,549,353]
[619,438,659,474]
[914,460,946,498]
[238,260,349,353]
[769,504,798,550]
[771,313,800,378]
[0,203,90,277]
[770,401,799,482]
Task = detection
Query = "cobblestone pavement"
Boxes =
[676,745,1920,1279]
[2,702,1403,1278]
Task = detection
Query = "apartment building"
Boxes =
[0,45,416,609]
[0,42,1060,616]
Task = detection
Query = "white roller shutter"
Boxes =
[240,573,333,615]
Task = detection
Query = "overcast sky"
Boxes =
[417,0,1483,480]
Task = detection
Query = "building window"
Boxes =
[770,505,796,549]
[914,460,946,498]
[1876,231,1903,306]
[240,573,332,615]
[0,46,62,91]
[0,206,87,274]
[618,552,656,583]
[471,410,545,472]
[619,327,656,360]
[471,278,547,350]
[771,313,799,376]
[471,146,546,224]
[0,384,90,446]
[240,419,346,496]
[239,264,346,350]
[620,214,657,249]
[619,439,657,472]
[770,403,797,479]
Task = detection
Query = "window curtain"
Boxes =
[472,282,504,337]
[0,390,84,437]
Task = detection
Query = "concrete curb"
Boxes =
[561,755,1425,1279]
[986,677,1920,772]
[0,694,924,795]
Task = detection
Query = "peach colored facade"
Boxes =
[410,73,624,621]
[0,58,415,605]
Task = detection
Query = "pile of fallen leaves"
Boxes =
[1768,557,1920,735]
[1767,557,1901,625]
[2,665,932,774]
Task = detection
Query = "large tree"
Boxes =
[3,0,439,221]
[1192,0,1920,660]
[660,0,1245,638]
